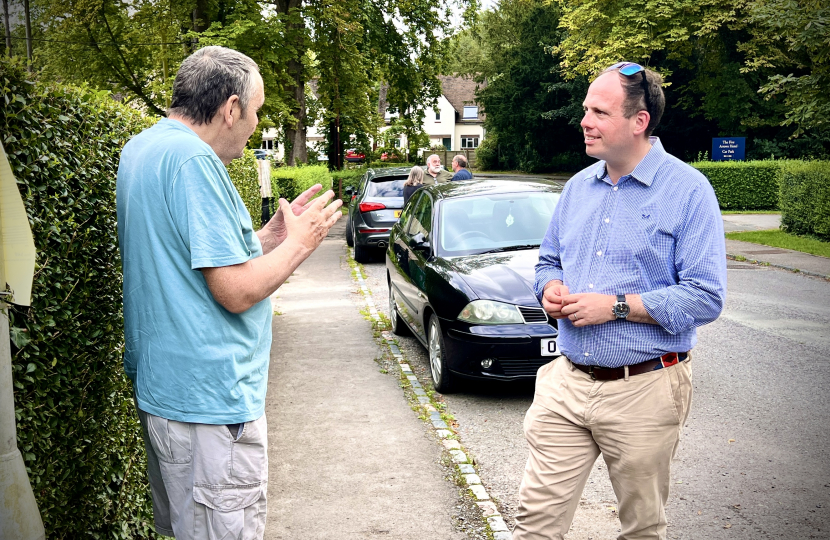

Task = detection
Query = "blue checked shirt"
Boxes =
[535,138,727,368]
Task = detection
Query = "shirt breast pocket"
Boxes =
[607,207,674,291]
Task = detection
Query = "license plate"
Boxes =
[541,338,558,357]
[394,210,402,218]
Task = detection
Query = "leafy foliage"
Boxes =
[778,161,830,240]
[227,149,262,230]
[270,164,332,203]
[552,0,830,158]
[1,57,158,539]
[447,0,590,172]
[692,160,781,210]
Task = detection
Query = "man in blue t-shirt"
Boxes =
[450,154,473,181]
[117,46,341,539]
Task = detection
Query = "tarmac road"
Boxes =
[357,233,830,539]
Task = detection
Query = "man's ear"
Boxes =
[633,110,651,137]
[220,95,241,127]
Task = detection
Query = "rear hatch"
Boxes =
[359,176,407,228]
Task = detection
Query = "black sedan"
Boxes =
[345,167,412,263]
[386,180,562,393]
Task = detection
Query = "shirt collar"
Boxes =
[587,137,666,187]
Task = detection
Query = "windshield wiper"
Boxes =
[477,244,540,254]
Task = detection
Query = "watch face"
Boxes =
[614,302,630,318]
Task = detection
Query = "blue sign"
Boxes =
[712,137,746,161]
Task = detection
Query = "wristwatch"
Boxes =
[612,294,630,319]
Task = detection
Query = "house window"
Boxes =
[463,106,478,119]
[442,137,452,151]
[435,111,441,121]
[393,139,401,148]
[461,136,479,149]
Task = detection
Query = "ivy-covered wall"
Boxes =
[1,59,158,538]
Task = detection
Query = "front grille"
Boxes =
[518,306,547,324]
[498,358,555,377]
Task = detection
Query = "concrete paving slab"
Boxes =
[721,213,781,233]
[725,239,830,279]
[265,220,464,540]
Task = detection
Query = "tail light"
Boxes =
[359,202,386,213]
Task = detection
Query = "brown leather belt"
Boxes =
[572,352,688,381]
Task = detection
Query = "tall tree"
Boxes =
[448,0,588,171]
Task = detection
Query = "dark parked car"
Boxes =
[346,167,412,262]
[386,180,562,392]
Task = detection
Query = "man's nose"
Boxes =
[580,113,591,129]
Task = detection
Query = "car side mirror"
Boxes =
[344,187,355,197]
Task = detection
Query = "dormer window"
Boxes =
[463,106,478,119]
[435,111,441,121]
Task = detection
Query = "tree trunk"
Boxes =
[2,0,10,56]
[276,0,307,166]
[23,0,32,69]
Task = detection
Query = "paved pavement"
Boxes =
[264,218,466,540]
[721,214,829,279]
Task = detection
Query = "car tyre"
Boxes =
[354,242,370,263]
[389,287,410,336]
[346,216,354,247]
[428,313,455,393]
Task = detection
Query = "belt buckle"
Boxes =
[587,366,597,380]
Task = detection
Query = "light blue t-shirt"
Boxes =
[117,118,272,424]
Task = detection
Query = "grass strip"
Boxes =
[725,229,830,258]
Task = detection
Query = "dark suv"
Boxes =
[345,167,411,262]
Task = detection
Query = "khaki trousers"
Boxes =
[513,355,693,540]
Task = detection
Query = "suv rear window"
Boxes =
[366,177,407,197]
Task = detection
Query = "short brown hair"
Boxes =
[602,66,665,136]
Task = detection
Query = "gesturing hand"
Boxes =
[262,184,326,247]
[277,189,342,254]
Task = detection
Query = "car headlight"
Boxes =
[457,300,524,325]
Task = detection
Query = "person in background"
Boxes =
[423,153,454,185]
[513,62,727,540]
[403,165,425,205]
[451,154,473,181]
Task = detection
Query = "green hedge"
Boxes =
[227,149,262,230]
[692,161,781,210]
[1,58,157,538]
[270,164,332,203]
[779,161,830,240]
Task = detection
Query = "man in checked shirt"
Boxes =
[513,63,727,540]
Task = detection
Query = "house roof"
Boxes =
[438,75,484,122]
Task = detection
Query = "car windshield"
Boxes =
[438,192,560,256]
[366,177,407,198]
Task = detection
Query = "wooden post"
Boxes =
[22,0,32,70]
[2,0,11,56]
[338,177,342,202]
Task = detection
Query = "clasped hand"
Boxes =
[542,283,615,327]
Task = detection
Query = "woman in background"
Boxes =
[403,166,424,205]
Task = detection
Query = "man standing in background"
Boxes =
[514,62,727,540]
[423,153,454,184]
[450,154,473,180]
[117,46,341,539]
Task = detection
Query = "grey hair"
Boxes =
[426,154,441,166]
[405,166,425,186]
[168,46,260,125]
[453,154,468,168]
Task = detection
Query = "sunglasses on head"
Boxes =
[607,61,651,112]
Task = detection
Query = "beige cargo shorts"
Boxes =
[136,405,268,539]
